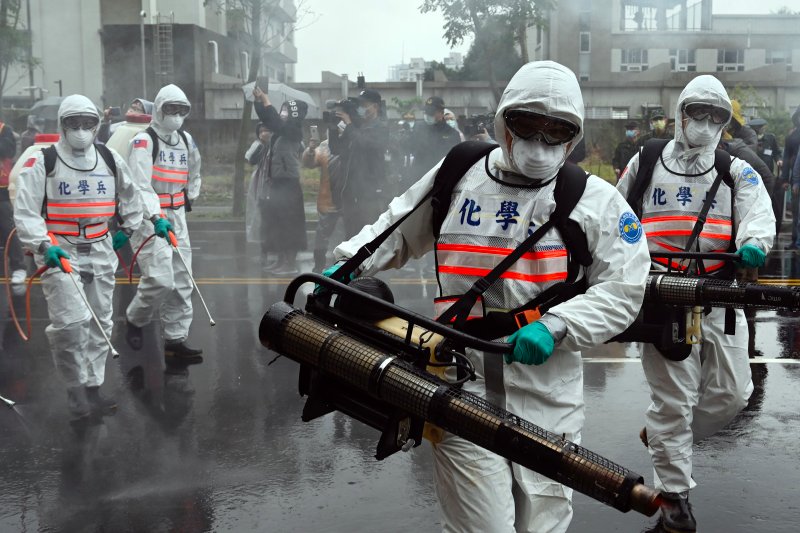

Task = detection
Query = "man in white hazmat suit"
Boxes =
[325,61,652,532]
[123,84,203,363]
[14,94,143,421]
[617,75,775,532]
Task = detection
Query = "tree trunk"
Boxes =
[232,0,262,217]
[518,22,529,64]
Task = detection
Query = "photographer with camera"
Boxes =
[462,114,497,143]
[411,96,461,177]
[327,89,389,238]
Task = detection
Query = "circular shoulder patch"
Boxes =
[619,212,642,244]
[741,166,759,186]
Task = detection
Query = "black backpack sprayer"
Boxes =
[260,273,662,518]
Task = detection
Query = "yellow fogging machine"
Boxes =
[260,273,660,517]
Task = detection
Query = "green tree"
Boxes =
[0,0,32,110]
[458,17,523,82]
[420,0,550,103]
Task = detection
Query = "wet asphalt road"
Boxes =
[1,219,799,533]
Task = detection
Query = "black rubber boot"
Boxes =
[313,249,327,274]
[126,320,143,351]
[85,386,117,416]
[164,340,204,364]
[659,491,696,533]
[66,386,90,421]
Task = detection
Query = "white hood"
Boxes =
[494,61,584,173]
[151,84,191,134]
[56,94,100,163]
[671,75,731,163]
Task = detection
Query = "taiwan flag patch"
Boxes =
[23,157,36,168]
[133,139,148,149]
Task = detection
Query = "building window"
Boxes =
[716,49,744,72]
[621,48,648,71]
[612,108,630,119]
[669,49,696,71]
[579,11,591,31]
[579,32,591,53]
[621,3,658,31]
[766,49,791,69]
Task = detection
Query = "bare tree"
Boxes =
[219,0,311,216]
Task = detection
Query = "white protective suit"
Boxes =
[334,61,651,533]
[616,75,775,493]
[125,84,201,343]
[14,95,143,387]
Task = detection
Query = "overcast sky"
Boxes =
[293,0,798,83]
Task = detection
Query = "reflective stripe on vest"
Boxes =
[642,215,732,242]
[158,191,185,209]
[650,239,727,273]
[45,171,116,221]
[151,140,189,195]
[45,220,109,239]
[436,243,568,285]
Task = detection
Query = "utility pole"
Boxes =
[140,10,147,98]
[26,0,34,103]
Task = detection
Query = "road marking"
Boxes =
[583,357,800,364]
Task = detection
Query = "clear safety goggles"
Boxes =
[503,109,580,146]
[682,103,731,125]
[62,115,99,130]
[162,103,191,117]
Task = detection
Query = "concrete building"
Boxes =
[529,0,800,120]
[387,53,464,82]
[3,0,298,119]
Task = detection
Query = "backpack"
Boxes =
[334,141,592,340]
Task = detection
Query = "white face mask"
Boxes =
[509,137,567,181]
[683,118,721,147]
[65,128,95,150]
[446,119,457,129]
[424,114,435,125]
[161,114,185,132]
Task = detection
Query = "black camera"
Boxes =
[324,97,359,125]
[462,113,495,139]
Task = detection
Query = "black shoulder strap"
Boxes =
[626,138,670,219]
[145,126,159,163]
[431,141,499,238]
[177,129,190,152]
[552,161,592,269]
[43,145,57,177]
[333,141,498,284]
[713,148,733,188]
[95,144,117,177]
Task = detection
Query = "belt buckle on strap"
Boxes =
[513,308,541,329]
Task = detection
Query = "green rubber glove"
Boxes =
[736,244,766,268]
[504,322,555,366]
[112,230,130,251]
[153,217,173,240]
[316,262,357,293]
[44,246,70,272]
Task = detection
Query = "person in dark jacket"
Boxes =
[728,100,758,152]
[253,86,308,275]
[612,120,640,180]
[411,96,461,178]
[782,106,800,247]
[0,116,26,285]
[328,88,390,238]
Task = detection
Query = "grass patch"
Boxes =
[201,166,321,205]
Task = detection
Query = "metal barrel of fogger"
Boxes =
[645,274,800,309]
[260,301,661,517]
